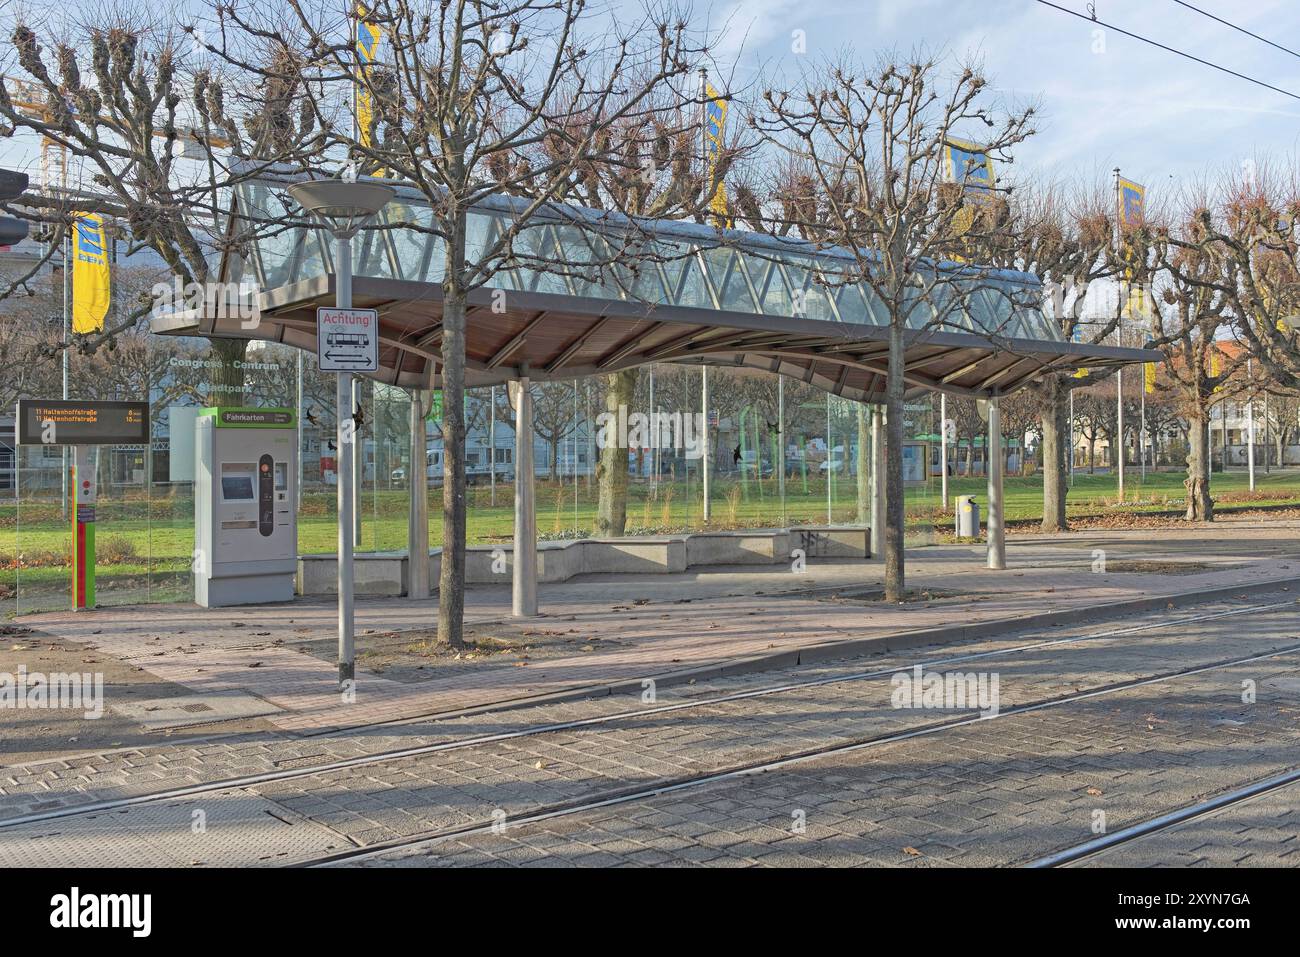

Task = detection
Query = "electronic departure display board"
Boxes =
[16,399,150,446]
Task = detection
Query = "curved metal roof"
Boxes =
[151,176,1157,400]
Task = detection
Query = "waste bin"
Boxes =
[955,494,980,537]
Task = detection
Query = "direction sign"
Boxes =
[317,307,379,373]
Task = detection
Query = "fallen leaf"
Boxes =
[903,847,922,857]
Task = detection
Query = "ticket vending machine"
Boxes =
[194,407,297,607]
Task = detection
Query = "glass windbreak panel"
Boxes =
[147,336,301,606]
[385,201,433,282]
[15,444,71,615]
[0,435,15,619]
[241,182,301,288]
[299,353,339,558]
[358,382,411,554]
[465,386,510,550]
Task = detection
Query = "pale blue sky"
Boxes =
[707,0,1300,194]
[5,0,1300,199]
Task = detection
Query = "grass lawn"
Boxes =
[1,466,1294,613]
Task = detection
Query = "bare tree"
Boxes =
[1002,181,1123,529]
[752,54,1034,599]
[1149,197,1241,520]
[0,10,327,393]
[226,0,713,644]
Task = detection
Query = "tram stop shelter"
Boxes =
[153,173,1158,617]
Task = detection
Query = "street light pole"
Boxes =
[288,179,395,690]
[335,230,356,683]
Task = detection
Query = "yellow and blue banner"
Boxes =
[1118,177,1145,227]
[71,213,109,334]
[703,81,730,226]
[944,138,996,247]
[944,138,996,201]
[356,4,383,148]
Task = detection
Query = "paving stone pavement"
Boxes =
[356,655,1300,868]
[2,590,1298,866]
[0,591,1289,821]
[13,526,1299,732]
[1074,778,1300,867]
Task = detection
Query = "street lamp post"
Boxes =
[287,179,395,688]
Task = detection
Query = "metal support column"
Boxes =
[407,388,430,599]
[987,397,1005,570]
[701,367,711,523]
[870,405,885,558]
[335,239,355,685]
[512,375,537,617]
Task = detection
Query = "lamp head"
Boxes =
[287,179,395,235]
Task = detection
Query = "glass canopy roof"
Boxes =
[235,177,1061,344]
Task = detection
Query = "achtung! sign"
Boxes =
[317,307,379,372]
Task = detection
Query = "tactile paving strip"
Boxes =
[0,791,349,867]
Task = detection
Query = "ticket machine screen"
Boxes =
[221,464,257,500]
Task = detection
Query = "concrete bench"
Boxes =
[298,551,408,596]
[298,525,871,596]
[791,525,871,559]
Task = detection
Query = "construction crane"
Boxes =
[4,76,231,190]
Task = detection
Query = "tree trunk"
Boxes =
[436,235,469,649]
[1185,406,1213,522]
[595,369,636,536]
[883,324,906,601]
[1040,376,1068,532]
[208,339,247,402]
[855,403,870,525]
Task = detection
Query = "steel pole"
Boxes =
[940,392,949,512]
[335,231,356,687]
[1116,365,1125,502]
[702,367,711,523]
[512,376,537,617]
[62,234,70,520]
[987,398,1005,570]
[870,406,885,558]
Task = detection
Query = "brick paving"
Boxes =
[14,525,1300,732]
[1074,778,1300,867]
[2,589,1298,866]
[360,654,1300,868]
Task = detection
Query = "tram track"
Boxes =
[1027,767,1300,868]
[301,642,1300,866]
[1,596,1295,834]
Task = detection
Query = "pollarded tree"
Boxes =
[1148,199,1240,520]
[998,181,1124,530]
[222,0,714,645]
[752,54,1035,600]
[0,11,328,393]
